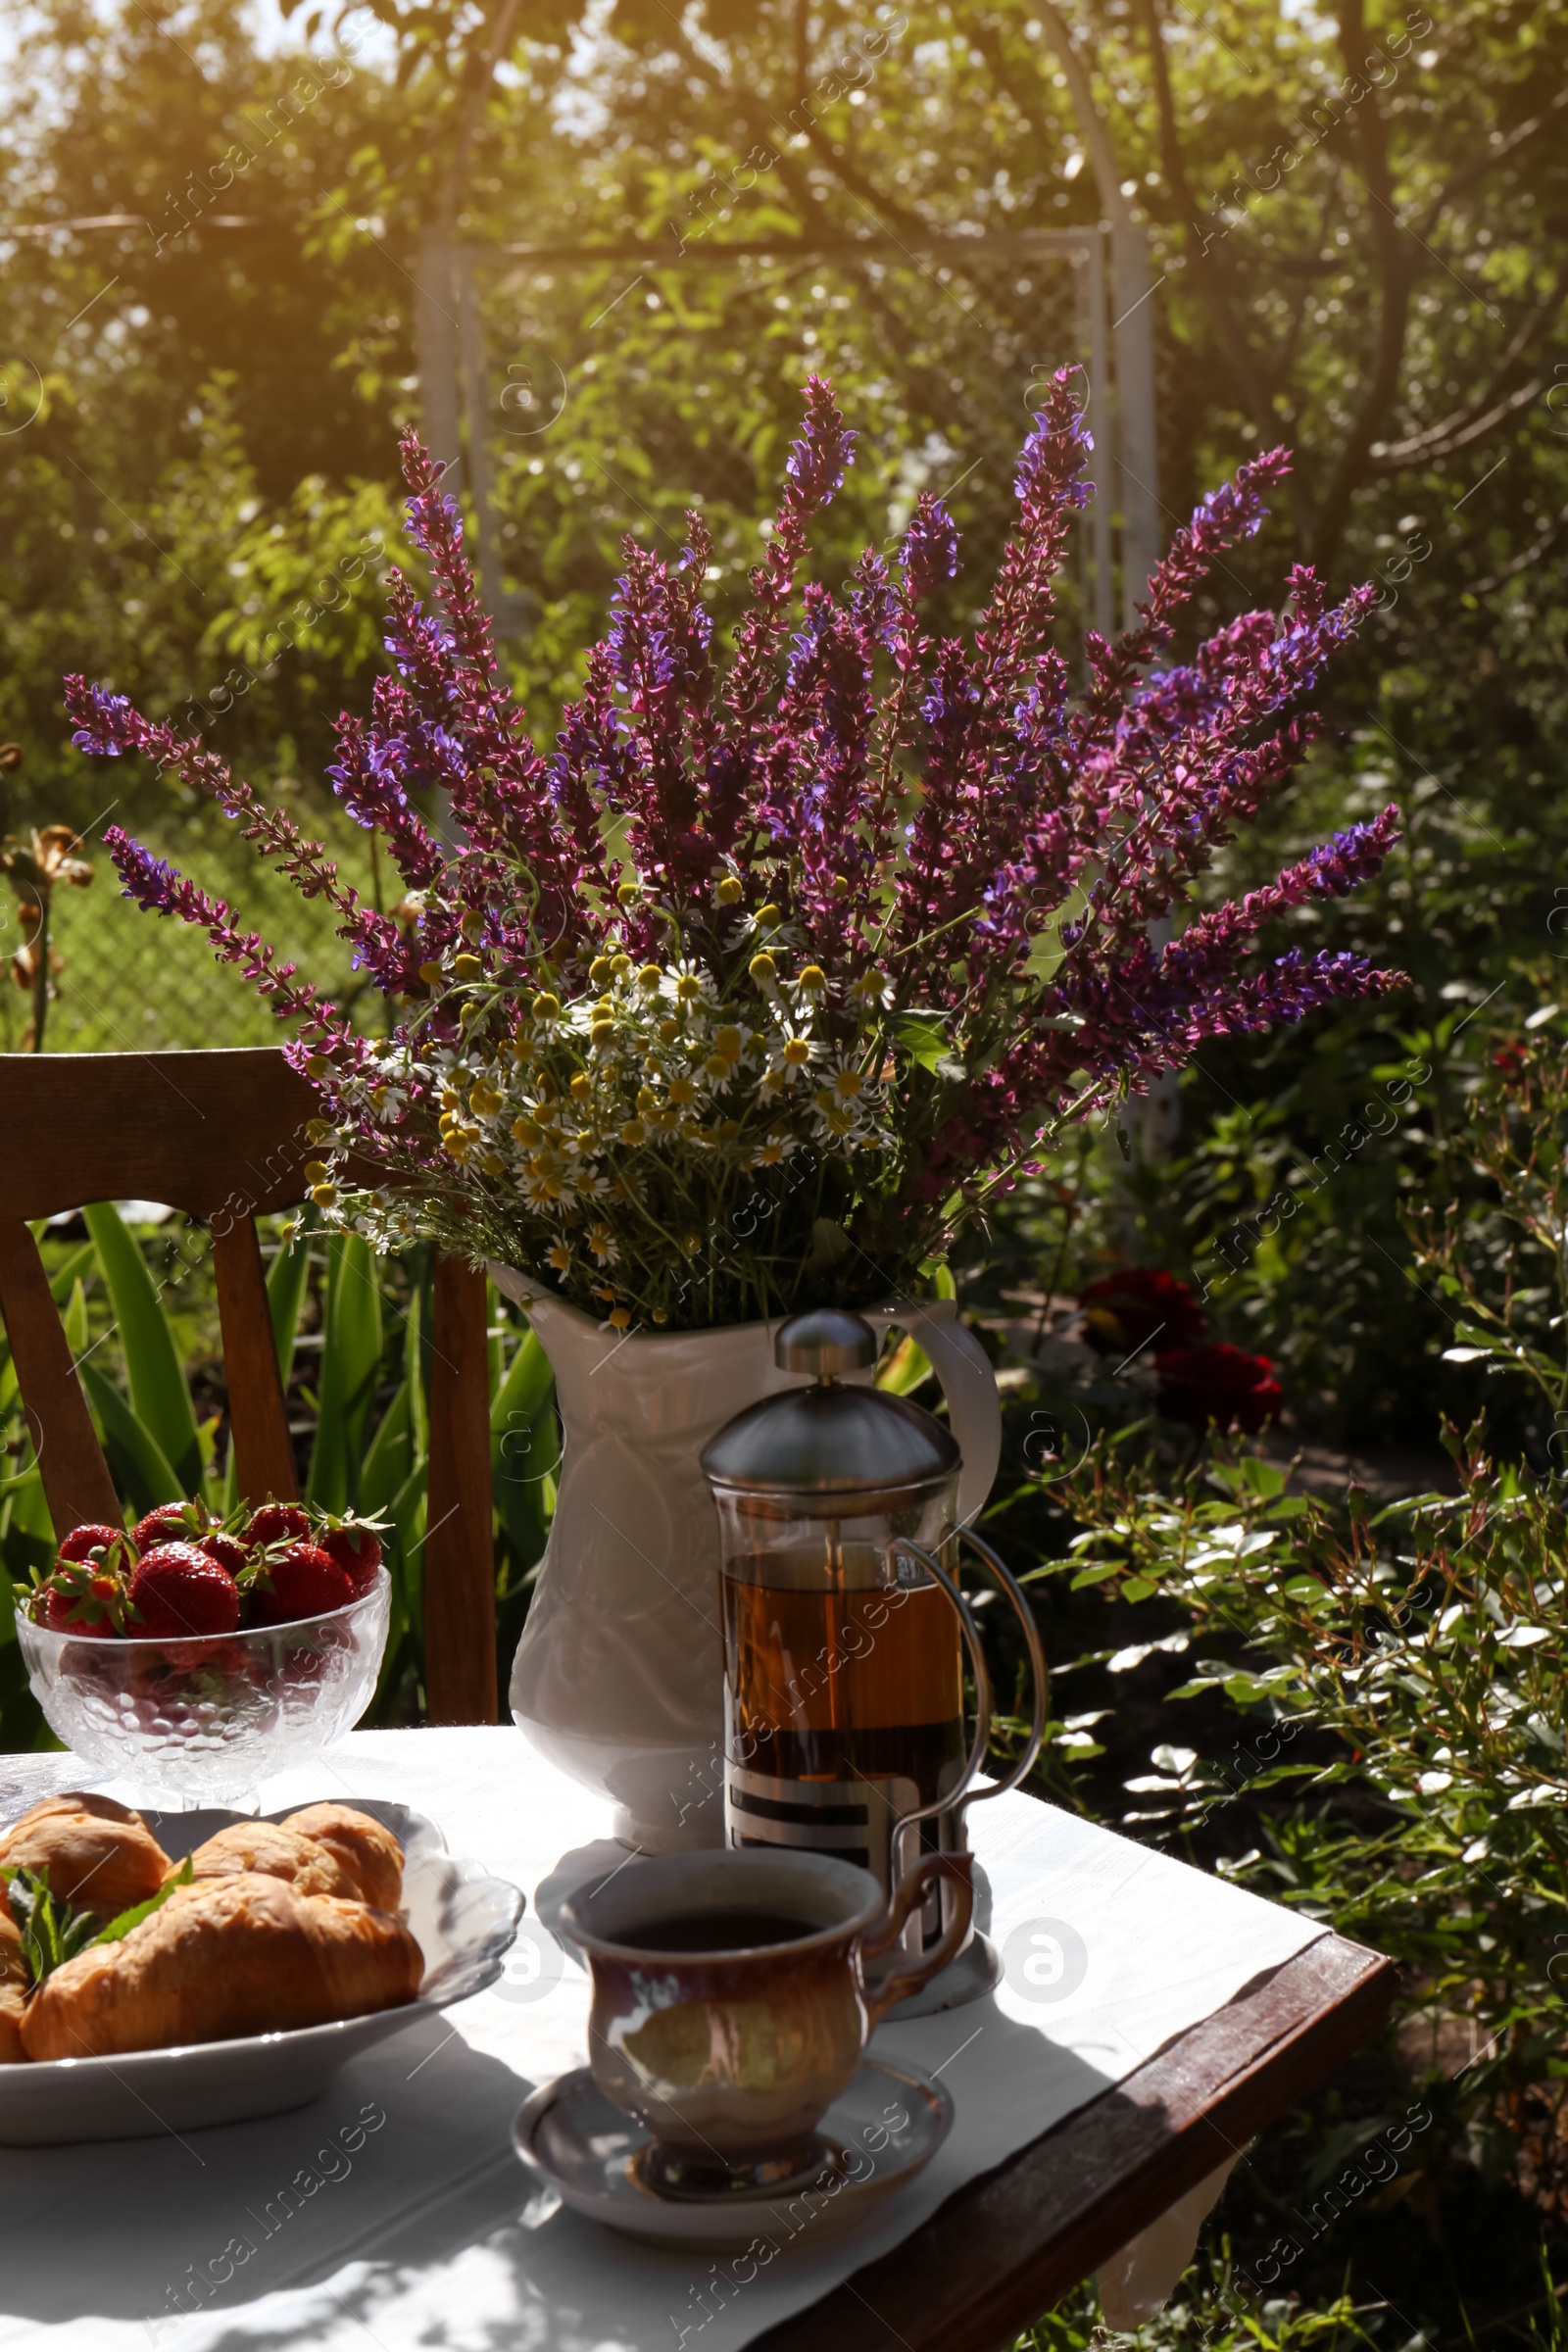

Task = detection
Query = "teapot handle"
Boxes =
[866,1300,1001,1530]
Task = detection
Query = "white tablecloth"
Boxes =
[0,1728,1324,2349]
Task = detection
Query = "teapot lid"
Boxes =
[701,1309,959,1513]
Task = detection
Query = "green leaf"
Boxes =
[1070,1561,1126,1588]
[895,1015,964,1080]
[79,1358,183,1517]
[307,1233,384,1514]
[361,1380,416,1524]
[62,1277,89,1360]
[875,1332,933,1396]
[490,1325,554,1442]
[81,1202,202,1495]
[93,1855,192,1945]
[45,1242,95,1309]
[266,1222,314,1392]
[2,1865,98,1984]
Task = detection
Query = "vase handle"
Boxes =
[869,1301,1001,1531]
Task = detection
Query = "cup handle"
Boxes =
[858,1851,973,2029]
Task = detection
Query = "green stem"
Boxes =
[30,886,49,1053]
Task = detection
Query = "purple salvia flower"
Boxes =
[63,382,1404,1314]
[902,496,959,601]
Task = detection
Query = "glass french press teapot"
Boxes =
[700,1307,1046,2006]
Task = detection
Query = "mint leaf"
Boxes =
[93,1855,193,1946]
[2,1865,98,1984]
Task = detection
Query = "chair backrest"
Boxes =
[0,1049,496,1725]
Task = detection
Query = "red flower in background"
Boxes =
[1080,1267,1207,1359]
[1155,1342,1282,1435]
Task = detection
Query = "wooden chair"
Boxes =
[0,1048,498,1724]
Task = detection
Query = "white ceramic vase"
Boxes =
[487,1268,1003,1852]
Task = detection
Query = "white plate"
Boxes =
[513,2056,952,2249]
[0,1798,522,2145]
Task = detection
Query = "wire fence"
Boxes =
[2,815,387,1055]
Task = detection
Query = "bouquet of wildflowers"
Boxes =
[67,373,1401,1331]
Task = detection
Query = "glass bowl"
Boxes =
[15,1571,391,1806]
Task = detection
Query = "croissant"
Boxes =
[22,1873,423,2061]
[0,1913,25,2065]
[0,1981,24,2066]
[281,1805,405,1910]
[0,1793,170,1920]
[176,1821,370,1903]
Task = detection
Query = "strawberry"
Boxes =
[247,1500,311,1548]
[34,1554,134,1638]
[318,1516,385,1598]
[132,1500,211,1551]
[255,1543,355,1625]
[200,1529,249,1578]
[127,1544,241,1639]
[57,1522,137,1569]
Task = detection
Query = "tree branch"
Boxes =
[1413,81,1568,244]
[1371,270,1568,468]
[1128,0,1279,443]
[1306,0,1414,571]
[1467,499,1568,598]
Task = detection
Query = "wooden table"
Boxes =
[758,1935,1393,2351]
[0,1736,1395,2352]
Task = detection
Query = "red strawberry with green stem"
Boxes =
[254,1542,355,1625]
[127,1544,241,1640]
[317,1514,387,1598]
[34,1544,136,1637]
[57,1523,137,1569]
[200,1529,249,1578]
[132,1500,212,1552]
[246,1500,311,1548]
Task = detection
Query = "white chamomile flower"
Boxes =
[661,959,719,1013]
[748,1131,802,1168]
[850,970,894,1014]
[819,1053,871,1106]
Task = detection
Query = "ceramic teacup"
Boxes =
[558,1843,971,2195]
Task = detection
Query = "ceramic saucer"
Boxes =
[513,2055,952,2249]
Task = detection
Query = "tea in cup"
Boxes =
[558,1843,971,2195]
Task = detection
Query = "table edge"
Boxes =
[751,1932,1397,2352]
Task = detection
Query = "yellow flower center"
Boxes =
[637,964,662,992]
[749,951,777,983]
[798,964,826,993]
[589,956,612,986]
[715,875,743,905]
[713,1025,743,1060]
[667,1077,696,1107]
[782,1037,811,1067]
[569,1073,593,1101]
[834,1067,864,1100]
[674,973,703,1003]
